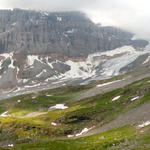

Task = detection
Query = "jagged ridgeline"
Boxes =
[0,9,148,57]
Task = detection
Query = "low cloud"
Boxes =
[0,0,150,40]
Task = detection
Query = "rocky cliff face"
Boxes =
[0,9,148,58]
[0,9,149,92]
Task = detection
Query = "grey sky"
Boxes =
[0,0,150,40]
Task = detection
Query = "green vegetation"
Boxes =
[13,125,150,150]
[0,75,150,149]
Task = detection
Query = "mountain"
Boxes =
[1,9,150,150]
[0,9,149,93]
[0,9,148,57]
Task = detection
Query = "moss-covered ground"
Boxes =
[0,75,150,149]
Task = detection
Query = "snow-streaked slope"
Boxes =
[101,53,141,77]
[57,46,149,80]
[0,45,149,92]
[89,46,136,58]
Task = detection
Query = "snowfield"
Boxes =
[55,46,149,81]
[48,104,68,111]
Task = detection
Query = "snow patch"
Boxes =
[131,96,139,101]
[8,144,14,147]
[66,29,75,34]
[27,55,45,67]
[59,60,96,80]
[49,104,68,111]
[97,80,122,87]
[0,111,8,117]
[32,96,37,99]
[67,135,74,138]
[138,121,150,128]
[36,69,47,78]
[112,96,121,101]
[0,52,15,69]
[24,83,41,88]
[27,55,38,66]
[89,46,136,58]
[13,87,21,93]
[143,56,150,64]
[67,127,94,138]
[22,79,29,83]
[12,22,17,26]
[45,57,54,69]
[46,95,52,97]
[57,16,62,22]
[51,122,57,126]
[75,128,91,137]
[17,100,21,103]
[42,11,49,16]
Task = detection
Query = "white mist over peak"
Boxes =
[1,0,150,40]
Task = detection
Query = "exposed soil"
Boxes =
[76,69,150,101]
[84,101,150,137]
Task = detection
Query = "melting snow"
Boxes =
[112,96,121,101]
[27,55,38,66]
[13,87,21,93]
[67,127,94,138]
[24,83,41,88]
[59,60,96,80]
[12,22,17,26]
[22,79,29,83]
[97,80,122,87]
[57,16,62,22]
[67,135,74,138]
[42,11,49,16]
[0,111,8,117]
[55,46,147,81]
[45,57,54,69]
[0,52,15,69]
[138,121,150,128]
[8,144,14,147]
[36,69,47,78]
[14,45,148,84]
[131,96,139,101]
[27,55,44,67]
[51,122,57,126]
[66,29,75,34]
[75,128,91,137]
[89,46,136,58]
[143,56,150,64]
[49,104,68,111]
[32,96,36,99]
[46,95,52,97]
[101,53,142,77]
[0,53,13,59]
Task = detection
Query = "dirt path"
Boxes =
[76,71,150,101]
[84,101,150,137]
[21,112,47,118]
